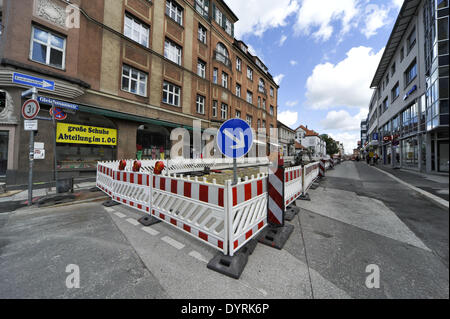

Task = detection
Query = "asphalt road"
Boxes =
[0,161,448,299]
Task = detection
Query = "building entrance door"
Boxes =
[0,131,9,176]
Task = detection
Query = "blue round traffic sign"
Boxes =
[217,119,254,159]
[49,107,67,121]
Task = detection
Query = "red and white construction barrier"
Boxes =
[284,165,303,207]
[319,160,326,177]
[267,160,285,227]
[303,162,320,194]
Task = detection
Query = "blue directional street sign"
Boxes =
[217,119,254,159]
[12,72,55,91]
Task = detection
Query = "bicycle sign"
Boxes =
[22,99,40,120]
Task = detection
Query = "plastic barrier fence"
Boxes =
[284,165,303,207]
[97,162,268,257]
[303,162,320,193]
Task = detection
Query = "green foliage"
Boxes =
[320,134,339,156]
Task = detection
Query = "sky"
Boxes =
[224,0,404,154]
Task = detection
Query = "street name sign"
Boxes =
[13,72,55,91]
[217,119,253,159]
[38,96,79,112]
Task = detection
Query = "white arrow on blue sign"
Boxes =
[13,72,55,91]
[217,119,254,159]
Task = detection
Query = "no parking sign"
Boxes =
[49,107,67,121]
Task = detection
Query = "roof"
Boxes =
[277,121,296,133]
[370,0,422,88]
[295,142,306,149]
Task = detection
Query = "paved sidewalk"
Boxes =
[372,165,449,202]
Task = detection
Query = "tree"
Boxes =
[320,134,339,156]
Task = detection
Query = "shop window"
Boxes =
[30,26,66,69]
[137,125,171,160]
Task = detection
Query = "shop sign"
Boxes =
[56,123,117,146]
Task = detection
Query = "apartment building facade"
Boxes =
[367,0,448,173]
[277,120,295,158]
[0,0,279,185]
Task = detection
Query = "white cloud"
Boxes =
[362,4,391,39]
[393,0,404,9]
[294,0,360,42]
[278,110,299,127]
[290,60,298,66]
[329,132,359,155]
[321,108,368,132]
[279,35,288,46]
[273,74,285,85]
[286,100,299,107]
[224,0,299,38]
[305,46,384,109]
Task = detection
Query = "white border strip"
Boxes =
[373,167,449,210]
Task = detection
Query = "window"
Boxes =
[166,0,183,25]
[257,120,260,128]
[195,0,209,19]
[270,86,274,97]
[213,68,218,84]
[235,110,241,118]
[215,8,223,26]
[383,97,389,111]
[262,99,266,109]
[400,47,405,62]
[257,97,261,108]
[164,39,182,65]
[122,65,147,96]
[212,100,218,117]
[30,26,66,69]
[198,24,207,44]
[197,59,206,78]
[0,91,6,113]
[196,95,205,114]
[247,91,253,104]
[391,82,400,101]
[269,105,274,116]
[258,78,265,93]
[225,20,232,35]
[405,60,417,85]
[222,72,228,89]
[263,120,266,129]
[407,27,416,53]
[215,42,230,66]
[162,81,181,106]
[391,63,396,76]
[124,14,149,47]
[221,103,228,119]
[236,83,241,97]
[385,74,389,86]
[246,115,253,126]
[236,57,242,72]
[247,67,253,80]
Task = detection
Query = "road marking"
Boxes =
[373,167,449,209]
[161,236,185,250]
[142,227,160,236]
[104,207,116,213]
[188,251,208,263]
[114,212,127,218]
[126,218,140,226]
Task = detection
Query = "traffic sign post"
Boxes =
[22,95,40,206]
[217,119,253,185]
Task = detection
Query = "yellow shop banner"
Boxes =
[56,123,117,146]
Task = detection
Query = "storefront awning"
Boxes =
[77,104,195,131]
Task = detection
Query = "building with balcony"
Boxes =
[0,0,279,184]
[366,0,448,173]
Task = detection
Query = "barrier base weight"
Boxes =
[298,193,311,201]
[257,224,294,250]
[103,200,120,207]
[285,205,300,222]
[207,239,258,280]
[138,215,162,227]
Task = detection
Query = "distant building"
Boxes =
[277,121,295,157]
